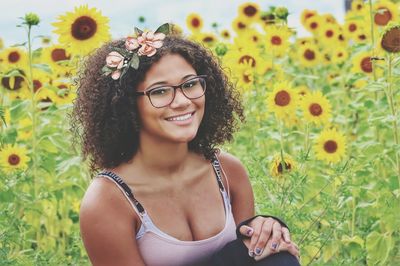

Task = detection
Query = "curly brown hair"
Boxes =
[70,34,244,174]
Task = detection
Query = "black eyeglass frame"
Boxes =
[135,75,207,108]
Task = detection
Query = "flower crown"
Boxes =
[102,23,171,80]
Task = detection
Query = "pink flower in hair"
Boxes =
[125,37,139,51]
[137,30,166,57]
[106,51,125,69]
[111,69,122,80]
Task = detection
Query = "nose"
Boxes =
[169,88,191,108]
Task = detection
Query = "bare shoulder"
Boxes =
[217,150,249,183]
[80,177,145,265]
[217,150,255,224]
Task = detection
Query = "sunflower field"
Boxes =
[0,0,399,265]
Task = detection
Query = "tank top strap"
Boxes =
[97,171,146,219]
[211,153,226,193]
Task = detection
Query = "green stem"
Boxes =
[385,54,400,185]
[368,0,377,83]
[27,25,38,198]
[351,197,356,237]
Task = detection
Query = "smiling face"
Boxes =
[136,53,205,144]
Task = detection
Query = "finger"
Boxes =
[248,218,270,257]
[239,225,254,238]
[282,227,291,243]
[269,221,283,252]
[253,220,276,256]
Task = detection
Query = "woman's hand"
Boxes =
[239,216,299,260]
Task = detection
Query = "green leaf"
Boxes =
[32,63,52,74]
[134,27,143,36]
[155,23,170,34]
[130,54,140,69]
[366,231,393,265]
[101,65,112,75]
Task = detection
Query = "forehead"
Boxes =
[138,53,197,90]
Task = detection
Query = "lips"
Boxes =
[165,111,195,121]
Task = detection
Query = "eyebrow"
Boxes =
[145,74,197,90]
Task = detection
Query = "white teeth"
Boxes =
[167,113,193,121]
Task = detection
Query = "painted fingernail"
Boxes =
[246,228,254,236]
[255,247,262,255]
[271,243,278,250]
[248,250,254,257]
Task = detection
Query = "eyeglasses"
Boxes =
[135,75,207,108]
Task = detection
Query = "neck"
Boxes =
[134,132,192,179]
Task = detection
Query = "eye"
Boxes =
[182,79,199,89]
[150,87,171,96]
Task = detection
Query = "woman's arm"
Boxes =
[80,177,145,266]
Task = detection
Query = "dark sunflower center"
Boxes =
[358,34,367,40]
[324,140,338,153]
[338,34,345,41]
[381,27,400,53]
[374,8,392,26]
[191,18,200,28]
[356,4,363,10]
[238,22,246,29]
[252,36,258,42]
[305,13,314,19]
[71,16,97,40]
[203,36,214,43]
[51,48,70,62]
[310,22,318,29]
[349,23,357,32]
[271,36,282,45]
[243,74,251,84]
[360,57,372,73]
[274,90,291,106]
[239,55,256,67]
[243,5,257,17]
[326,30,334,37]
[338,52,343,57]
[223,31,230,38]
[1,76,24,91]
[278,162,291,173]
[33,80,42,92]
[309,103,323,116]
[8,154,20,165]
[304,49,315,60]
[8,51,21,63]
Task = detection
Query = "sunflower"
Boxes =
[0,70,30,100]
[270,153,297,177]
[238,2,260,22]
[264,25,292,57]
[40,44,72,74]
[373,0,398,27]
[318,23,340,45]
[351,51,381,76]
[198,32,218,47]
[52,5,110,56]
[351,0,366,13]
[314,128,347,163]
[235,28,263,46]
[232,16,249,34]
[223,44,261,71]
[330,46,349,64]
[295,85,311,100]
[267,81,298,119]
[301,91,332,126]
[51,79,77,105]
[301,9,318,26]
[0,144,30,173]
[34,88,57,111]
[186,13,203,32]
[231,61,255,93]
[304,15,323,34]
[298,44,320,68]
[0,47,28,71]
[220,29,231,40]
[0,37,4,50]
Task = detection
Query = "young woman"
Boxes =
[72,25,299,265]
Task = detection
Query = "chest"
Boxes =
[133,166,227,241]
